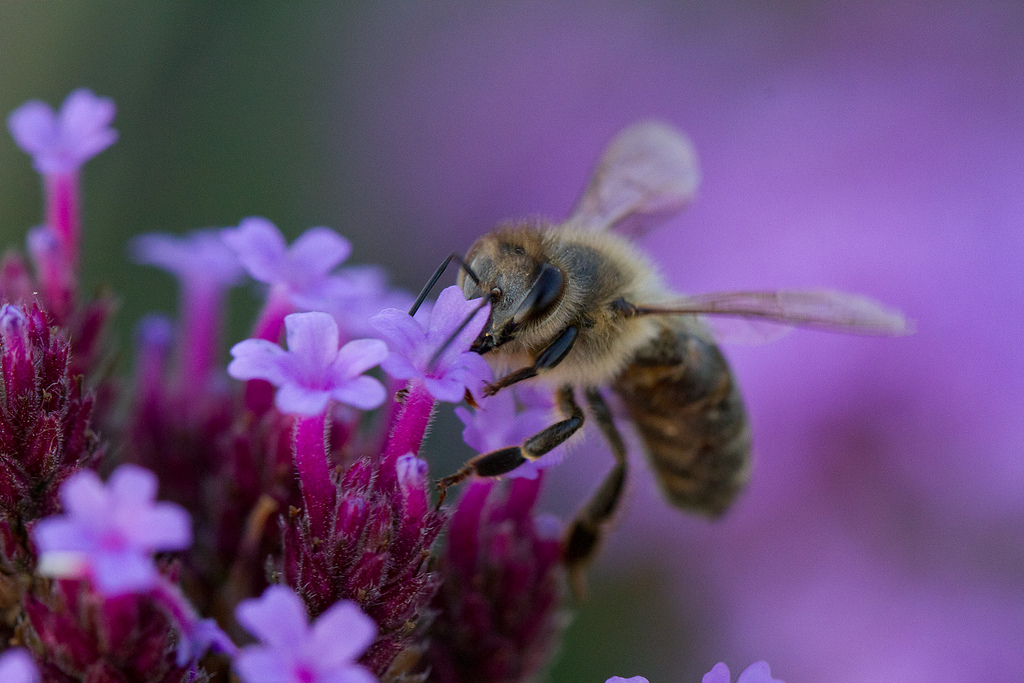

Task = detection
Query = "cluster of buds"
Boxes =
[0,88,784,683]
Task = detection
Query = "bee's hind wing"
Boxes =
[567,121,701,238]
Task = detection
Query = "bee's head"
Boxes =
[459,224,565,354]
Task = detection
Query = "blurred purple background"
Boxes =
[2,1,1022,680]
[327,2,1024,681]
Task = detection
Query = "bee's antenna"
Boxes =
[409,252,482,316]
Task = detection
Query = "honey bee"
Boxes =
[430,122,908,592]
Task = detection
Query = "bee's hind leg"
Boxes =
[563,388,628,601]
[436,386,583,503]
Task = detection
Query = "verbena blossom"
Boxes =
[32,464,191,595]
[455,384,563,478]
[370,284,492,403]
[132,229,244,290]
[234,585,376,683]
[702,661,785,683]
[605,677,648,683]
[0,649,39,683]
[6,88,117,175]
[222,216,352,310]
[228,311,388,415]
[132,229,244,386]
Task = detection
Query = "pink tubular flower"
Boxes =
[32,464,192,595]
[370,285,492,403]
[131,229,244,291]
[222,217,352,310]
[234,585,377,683]
[6,88,117,175]
[132,229,244,387]
[703,661,785,683]
[228,311,388,415]
[0,649,39,683]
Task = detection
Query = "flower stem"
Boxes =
[380,380,435,468]
[244,288,294,414]
[179,282,222,392]
[44,171,79,276]
[293,412,336,539]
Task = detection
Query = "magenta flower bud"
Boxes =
[26,225,74,317]
[23,579,206,682]
[424,475,566,683]
[280,447,446,678]
[0,305,102,534]
[0,251,34,304]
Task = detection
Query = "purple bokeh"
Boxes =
[328,2,1024,681]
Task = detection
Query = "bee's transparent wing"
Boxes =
[633,290,912,340]
[567,121,701,237]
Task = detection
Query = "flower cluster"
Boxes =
[0,89,785,683]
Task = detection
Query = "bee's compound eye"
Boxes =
[490,287,503,301]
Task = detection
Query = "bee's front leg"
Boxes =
[437,386,582,503]
[482,325,578,397]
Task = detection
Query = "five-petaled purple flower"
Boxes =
[131,229,244,290]
[6,88,117,175]
[228,311,388,415]
[0,649,39,683]
[702,662,785,683]
[234,585,377,683]
[32,464,192,595]
[222,216,354,311]
[370,285,492,403]
[455,384,563,478]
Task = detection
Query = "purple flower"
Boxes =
[606,678,648,683]
[6,88,117,175]
[234,585,377,683]
[131,229,244,289]
[455,384,563,478]
[370,285,492,403]
[222,217,353,310]
[32,464,192,595]
[228,312,388,415]
[0,649,39,683]
[702,662,784,683]
[317,265,414,341]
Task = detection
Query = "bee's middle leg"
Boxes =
[437,386,582,499]
[563,388,628,599]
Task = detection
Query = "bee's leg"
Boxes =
[437,386,583,502]
[563,388,628,600]
[482,326,578,397]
